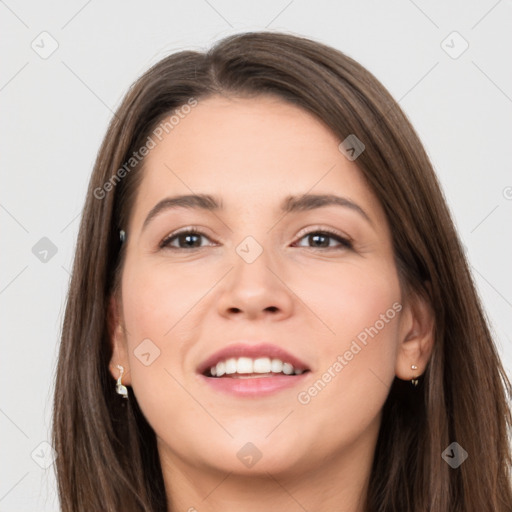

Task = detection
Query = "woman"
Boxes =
[52,31,512,511]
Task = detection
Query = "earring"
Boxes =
[119,230,126,243]
[115,364,128,399]
[411,364,419,387]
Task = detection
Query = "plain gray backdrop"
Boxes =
[1,1,511,510]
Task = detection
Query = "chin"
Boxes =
[190,431,315,477]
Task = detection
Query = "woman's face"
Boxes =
[110,94,413,479]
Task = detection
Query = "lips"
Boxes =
[197,342,311,377]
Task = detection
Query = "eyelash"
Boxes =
[159,226,353,251]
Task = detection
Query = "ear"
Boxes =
[107,293,131,385]
[395,285,435,382]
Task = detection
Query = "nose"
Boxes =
[216,244,294,321]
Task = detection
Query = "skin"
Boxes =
[109,95,434,512]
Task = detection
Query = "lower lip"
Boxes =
[198,373,309,397]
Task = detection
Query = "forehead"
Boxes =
[148,94,341,173]
[130,94,384,226]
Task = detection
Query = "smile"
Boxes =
[206,356,307,378]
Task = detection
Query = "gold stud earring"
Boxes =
[115,364,128,399]
[411,364,419,387]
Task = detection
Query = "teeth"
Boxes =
[216,361,226,377]
[209,357,305,377]
[253,357,271,373]
[270,358,283,373]
[237,357,253,374]
[282,362,294,375]
[225,358,237,374]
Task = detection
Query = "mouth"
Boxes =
[197,343,311,397]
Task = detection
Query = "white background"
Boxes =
[1,1,511,510]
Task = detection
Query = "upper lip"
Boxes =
[197,342,310,375]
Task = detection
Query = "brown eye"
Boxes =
[160,230,213,250]
[295,230,353,250]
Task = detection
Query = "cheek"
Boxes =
[293,259,401,436]
[120,259,199,396]
[292,255,402,348]
[122,256,213,341]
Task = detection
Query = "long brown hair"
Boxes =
[52,31,512,511]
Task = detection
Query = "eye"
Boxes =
[293,228,353,250]
[159,227,353,251]
[159,228,215,250]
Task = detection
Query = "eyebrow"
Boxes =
[142,193,372,231]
